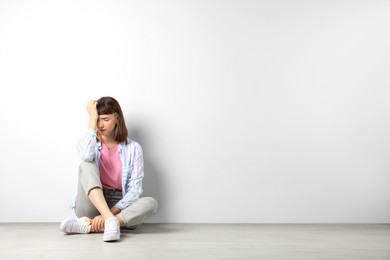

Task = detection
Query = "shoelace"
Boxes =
[71,222,90,233]
[105,218,119,231]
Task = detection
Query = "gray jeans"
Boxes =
[75,161,158,228]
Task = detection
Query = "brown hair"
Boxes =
[96,96,128,144]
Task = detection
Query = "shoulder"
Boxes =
[122,138,143,153]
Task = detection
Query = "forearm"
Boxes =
[88,115,98,131]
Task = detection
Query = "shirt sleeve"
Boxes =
[77,129,98,161]
[115,143,144,209]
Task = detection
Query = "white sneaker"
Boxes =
[103,217,120,242]
[77,216,91,223]
[60,218,91,234]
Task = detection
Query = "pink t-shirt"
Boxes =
[99,143,122,190]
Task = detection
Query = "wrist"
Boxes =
[88,117,98,130]
[111,207,121,215]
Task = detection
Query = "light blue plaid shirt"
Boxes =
[76,129,144,210]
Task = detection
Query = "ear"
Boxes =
[114,113,120,121]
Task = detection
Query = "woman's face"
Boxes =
[97,113,117,138]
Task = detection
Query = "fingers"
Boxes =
[91,221,103,232]
[90,217,105,232]
[87,99,99,118]
[87,99,97,107]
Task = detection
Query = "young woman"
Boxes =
[60,96,158,242]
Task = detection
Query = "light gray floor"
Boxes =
[0,223,390,259]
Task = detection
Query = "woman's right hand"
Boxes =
[87,100,98,130]
[87,100,98,118]
[90,215,105,232]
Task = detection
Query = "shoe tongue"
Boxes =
[105,218,118,229]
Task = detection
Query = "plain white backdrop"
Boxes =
[1,0,390,223]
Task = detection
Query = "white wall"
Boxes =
[1,0,390,223]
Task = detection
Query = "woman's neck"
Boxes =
[101,136,117,149]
